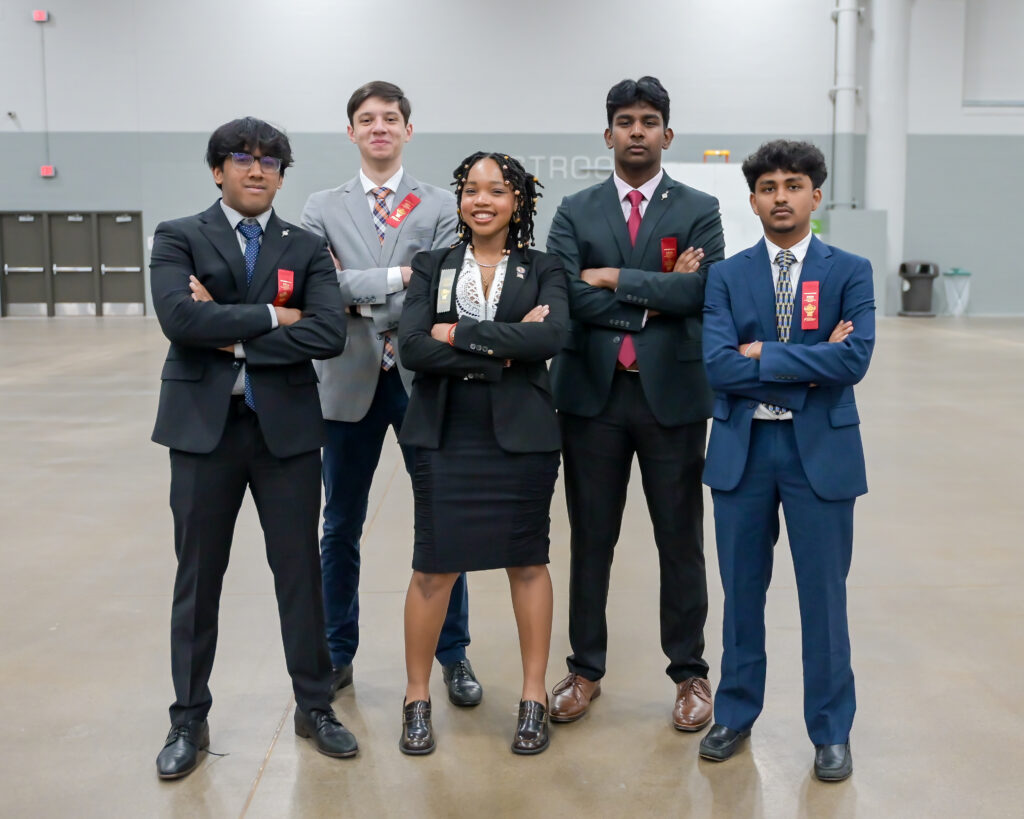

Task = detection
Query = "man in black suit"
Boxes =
[149,117,354,780]
[547,78,725,729]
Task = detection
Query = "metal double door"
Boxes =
[1,211,145,317]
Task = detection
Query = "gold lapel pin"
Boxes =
[516,266,526,278]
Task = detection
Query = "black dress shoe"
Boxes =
[441,659,483,707]
[294,707,358,758]
[511,700,550,755]
[328,664,353,701]
[698,723,750,761]
[814,742,853,781]
[400,699,435,755]
[156,720,209,780]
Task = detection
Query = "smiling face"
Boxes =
[604,102,673,182]
[212,147,283,217]
[458,158,516,245]
[750,169,822,246]
[347,96,412,165]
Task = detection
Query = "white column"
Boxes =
[865,0,913,277]
[831,0,861,209]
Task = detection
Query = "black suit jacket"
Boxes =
[547,173,725,426]
[150,201,347,458]
[397,243,568,453]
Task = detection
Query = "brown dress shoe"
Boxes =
[549,673,601,723]
[673,677,713,732]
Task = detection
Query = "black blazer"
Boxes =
[150,201,347,458]
[397,243,568,453]
[547,173,725,427]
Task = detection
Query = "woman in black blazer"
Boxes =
[396,153,568,755]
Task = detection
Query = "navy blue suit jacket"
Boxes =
[701,235,875,501]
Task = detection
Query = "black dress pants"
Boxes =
[559,371,709,683]
[167,400,332,724]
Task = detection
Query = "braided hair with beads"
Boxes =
[451,152,543,250]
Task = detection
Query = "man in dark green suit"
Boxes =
[547,77,725,730]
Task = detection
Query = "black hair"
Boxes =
[347,81,411,124]
[451,152,543,250]
[741,140,828,191]
[205,117,293,185]
[606,76,671,128]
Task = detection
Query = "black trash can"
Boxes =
[898,261,939,317]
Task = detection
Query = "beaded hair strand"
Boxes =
[451,152,543,250]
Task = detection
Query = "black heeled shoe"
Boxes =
[400,700,435,755]
[512,699,550,755]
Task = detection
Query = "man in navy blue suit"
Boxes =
[698,141,875,781]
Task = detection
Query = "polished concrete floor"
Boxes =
[1,315,1022,818]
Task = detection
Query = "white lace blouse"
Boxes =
[455,247,508,321]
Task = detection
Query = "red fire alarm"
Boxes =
[40,165,56,178]
[33,10,49,22]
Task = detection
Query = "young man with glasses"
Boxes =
[301,81,482,706]
[150,117,354,780]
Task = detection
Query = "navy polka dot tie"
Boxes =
[237,221,263,411]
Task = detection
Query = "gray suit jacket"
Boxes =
[301,172,458,422]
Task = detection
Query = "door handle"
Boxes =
[100,265,141,275]
[3,265,45,275]
[52,265,94,275]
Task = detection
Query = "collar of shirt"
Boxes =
[360,167,404,212]
[764,229,813,289]
[613,168,664,220]
[220,201,272,253]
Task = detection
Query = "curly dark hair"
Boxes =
[741,140,828,191]
[451,152,543,250]
[205,117,293,176]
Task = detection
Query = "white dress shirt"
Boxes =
[610,169,663,328]
[754,229,813,420]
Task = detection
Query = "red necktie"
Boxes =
[618,190,644,369]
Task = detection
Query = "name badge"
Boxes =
[801,281,819,330]
[274,269,295,306]
[436,268,456,313]
[661,237,678,272]
[386,193,421,228]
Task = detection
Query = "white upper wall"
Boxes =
[908,0,1024,135]
[0,0,846,135]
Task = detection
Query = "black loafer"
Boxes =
[698,723,750,761]
[814,742,853,781]
[156,719,209,780]
[400,699,435,755]
[294,707,358,758]
[441,659,483,707]
[511,700,550,755]
[328,664,353,701]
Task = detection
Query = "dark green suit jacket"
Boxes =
[547,173,725,426]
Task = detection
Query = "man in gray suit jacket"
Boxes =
[301,81,481,705]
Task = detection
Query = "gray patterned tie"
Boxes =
[767,249,797,415]
[237,221,263,411]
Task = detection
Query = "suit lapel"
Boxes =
[494,248,530,323]
[630,174,674,268]
[342,179,383,260]
[198,202,247,295]
[598,177,633,263]
[381,174,419,264]
[742,239,779,342]
[788,235,833,345]
[248,211,289,303]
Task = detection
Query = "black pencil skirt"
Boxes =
[411,379,559,573]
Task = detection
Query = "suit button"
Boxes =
[613,336,621,343]
[748,400,756,408]
[232,362,241,370]
[487,350,494,355]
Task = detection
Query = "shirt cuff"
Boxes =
[234,342,245,359]
[385,266,401,294]
[267,303,279,328]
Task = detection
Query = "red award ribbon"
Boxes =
[801,281,819,330]
[274,269,295,306]
[661,237,678,272]
[386,193,421,228]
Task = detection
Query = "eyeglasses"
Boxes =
[228,152,283,174]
